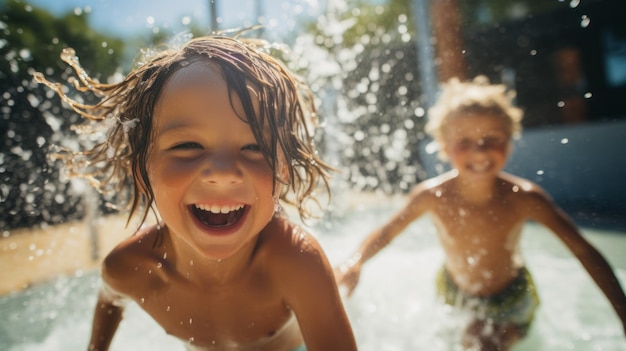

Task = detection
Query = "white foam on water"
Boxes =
[1,204,625,351]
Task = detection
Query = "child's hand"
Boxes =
[335,260,362,298]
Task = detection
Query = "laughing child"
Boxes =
[35,35,357,351]
[336,76,626,350]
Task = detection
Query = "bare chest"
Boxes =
[429,199,526,292]
[124,273,293,348]
[436,196,522,229]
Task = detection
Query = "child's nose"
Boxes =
[472,139,488,152]
[200,153,243,184]
[473,144,486,152]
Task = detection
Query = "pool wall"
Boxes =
[420,119,626,230]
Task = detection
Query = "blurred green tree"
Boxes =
[0,0,124,230]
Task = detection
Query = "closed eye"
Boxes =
[242,144,262,152]
[484,136,506,145]
[457,139,473,149]
[241,143,266,161]
[170,142,203,150]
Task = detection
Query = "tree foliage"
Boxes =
[0,0,125,230]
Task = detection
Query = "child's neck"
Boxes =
[454,173,500,204]
[165,228,259,287]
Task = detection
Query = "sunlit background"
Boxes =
[2,0,625,232]
[1,0,625,350]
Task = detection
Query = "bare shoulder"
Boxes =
[259,215,326,267]
[499,172,556,213]
[257,215,332,286]
[407,171,455,205]
[257,214,342,318]
[416,171,455,191]
[499,172,550,197]
[101,224,162,292]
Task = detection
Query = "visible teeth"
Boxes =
[195,204,244,214]
[470,161,490,172]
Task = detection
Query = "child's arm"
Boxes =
[277,231,358,351]
[527,188,626,334]
[337,185,431,296]
[87,235,140,351]
[87,283,127,351]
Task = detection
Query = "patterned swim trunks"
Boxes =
[436,267,540,334]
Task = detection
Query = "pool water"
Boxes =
[324,201,626,351]
[1,201,625,350]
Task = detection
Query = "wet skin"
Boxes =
[338,112,626,350]
[88,62,356,351]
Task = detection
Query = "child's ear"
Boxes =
[506,140,514,156]
[440,142,451,162]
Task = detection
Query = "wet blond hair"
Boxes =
[34,34,333,226]
[425,75,523,160]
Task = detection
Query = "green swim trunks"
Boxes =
[436,267,540,334]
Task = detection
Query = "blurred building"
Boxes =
[422,0,626,229]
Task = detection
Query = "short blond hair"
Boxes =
[425,75,523,159]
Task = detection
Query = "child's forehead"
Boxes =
[164,61,224,90]
[448,109,508,123]
[153,61,270,132]
[445,111,510,134]
[158,61,257,106]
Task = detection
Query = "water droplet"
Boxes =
[140,298,145,304]
[156,262,162,268]
[512,185,519,192]
[188,337,194,343]
[414,107,425,117]
[166,306,171,312]
[580,15,590,28]
[189,260,194,266]
[584,92,592,99]
[560,138,569,144]
[189,318,193,324]
[537,170,544,175]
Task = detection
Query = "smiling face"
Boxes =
[442,111,512,180]
[147,61,279,260]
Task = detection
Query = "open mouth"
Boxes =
[189,204,247,228]
[468,161,491,173]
